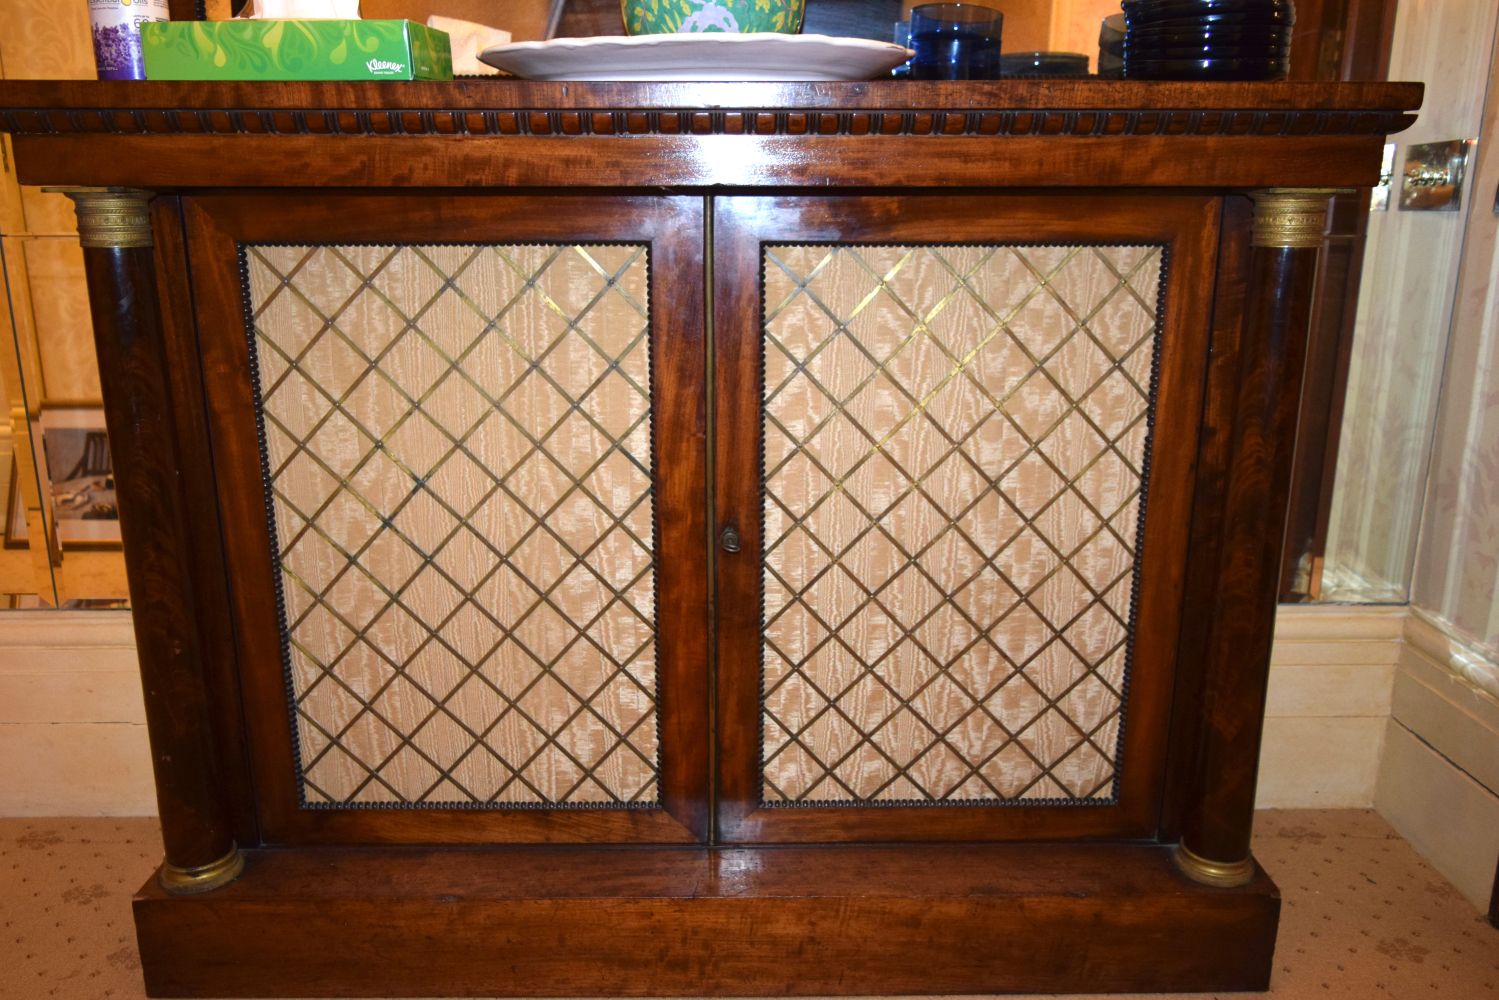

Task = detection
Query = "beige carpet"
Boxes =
[0,810,1494,999]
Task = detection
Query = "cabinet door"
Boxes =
[187,194,709,844]
[713,194,1219,843]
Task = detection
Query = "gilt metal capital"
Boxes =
[1247,188,1345,249]
[58,187,155,249]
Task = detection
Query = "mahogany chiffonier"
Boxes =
[0,79,1420,997]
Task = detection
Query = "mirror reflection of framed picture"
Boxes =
[4,455,27,549]
[38,403,122,549]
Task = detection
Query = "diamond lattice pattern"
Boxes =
[245,244,658,808]
[761,244,1163,805]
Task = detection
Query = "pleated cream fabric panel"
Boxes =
[245,244,657,808]
[761,245,1163,805]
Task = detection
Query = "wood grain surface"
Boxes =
[713,192,1219,844]
[0,80,1422,190]
[0,77,1422,996]
[1178,235,1327,865]
[134,841,1280,997]
[187,193,709,845]
[80,233,237,870]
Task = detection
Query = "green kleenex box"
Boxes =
[141,19,452,81]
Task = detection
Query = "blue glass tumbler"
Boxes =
[910,3,1004,80]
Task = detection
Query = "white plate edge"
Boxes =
[480,32,913,60]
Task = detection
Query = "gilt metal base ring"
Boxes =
[158,843,245,895]
[1173,842,1255,888]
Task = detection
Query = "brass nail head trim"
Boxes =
[58,187,155,249]
[1173,842,1255,888]
[159,843,245,895]
[1248,188,1345,249]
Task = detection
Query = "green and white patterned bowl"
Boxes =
[623,0,806,34]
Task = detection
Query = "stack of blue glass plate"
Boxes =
[1000,51,1090,77]
[1121,0,1294,80]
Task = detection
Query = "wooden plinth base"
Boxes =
[134,842,1280,997]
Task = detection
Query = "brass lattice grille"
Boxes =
[244,243,658,808]
[760,244,1164,805]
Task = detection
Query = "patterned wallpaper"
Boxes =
[1321,0,1499,698]
[1324,0,1499,605]
[1409,28,1499,693]
[0,0,95,237]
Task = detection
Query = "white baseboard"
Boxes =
[1405,607,1499,702]
[0,604,1410,817]
[0,600,1489,910]
[0,611,155,815]
[1374,612,1499,912]
[1255,604,1405,808]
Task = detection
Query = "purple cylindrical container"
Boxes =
[89,0,172,81]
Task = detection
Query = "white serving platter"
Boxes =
[478,32,913,82]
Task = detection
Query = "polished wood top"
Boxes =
[0,78,1423,116]
[0,79,1422,190]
